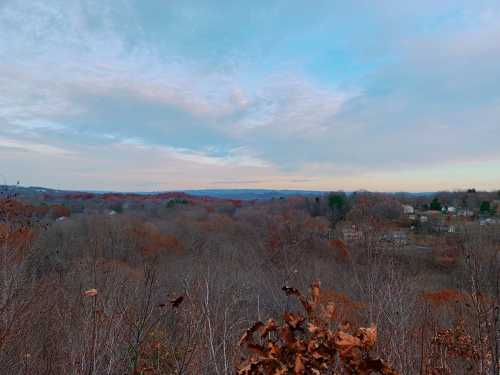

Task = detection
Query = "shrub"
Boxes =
[237,281,398,374]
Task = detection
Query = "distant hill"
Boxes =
[4,185,435,202]
[183,189,327,200]
[3,186,328,200]
[184,190,436,200]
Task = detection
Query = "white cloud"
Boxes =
[0,136,73,156]
[0,0,355,137]
[1,0,499,190]
[230,75,358,136]
[114,139,268,168]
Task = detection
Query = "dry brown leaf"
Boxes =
[321,302,337,321]
[307,322,320,334]
[247,343,266,355]
[335,331,362,350]
[237,283,400,375]
[170,295,184,308]
[310,280,321,305]
[239,321,265,346]
[260,319,277,337]
[339,321,351,332]
[84,288,98,297]
[267,341,281,357]
[358,324,377,348]
[279,325,295,346]
[284,312,305,329]
[273,366,287,375]
[294,354,305,374]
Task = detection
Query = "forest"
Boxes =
[1,186,499,374]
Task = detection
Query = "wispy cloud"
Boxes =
[1,0,499,190]
[0,136,73,156]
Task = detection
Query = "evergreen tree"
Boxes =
[430,197,442,211]
[480,201,491,214]
[327,192,349,229]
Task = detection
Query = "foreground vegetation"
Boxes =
[1,187,499,374]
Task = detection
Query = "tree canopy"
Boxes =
[479,201,491,214]
[430,197,442,211]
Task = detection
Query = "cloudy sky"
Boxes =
[1,0,499,191]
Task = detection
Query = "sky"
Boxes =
[1,0,500,192]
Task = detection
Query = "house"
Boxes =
[480,218,497,226]
[402,204,414,215]
[447,206,456,214]
[342,225,364,242]
[381,230,409,245]
[458,208,474,217]
[433,222,450,233]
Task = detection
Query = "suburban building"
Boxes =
[402,204,415,215]
[342,225,364,242]
[381,230,409,245]
[458,208,474,217]
[480,218,497,226]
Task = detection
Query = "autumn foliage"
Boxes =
[0,189,499,374]
[0,195,37,261]
[237,282,398,374]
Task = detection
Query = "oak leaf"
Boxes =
[358,324,377,348]
[294,354,305,374]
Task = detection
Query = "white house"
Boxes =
[458,208,474,217]
[480,218,497,226]
[447,206,456,214]
[402,204,414,215]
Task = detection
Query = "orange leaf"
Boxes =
[294,354,305,374]
[284,312,305,329]
[310,280,321,305]
[335,331,362,351]
[260,319,278,337]
[358,324,377,348]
